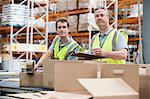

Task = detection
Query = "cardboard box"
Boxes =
[78,0,101,9]
[20,72,43,87]
[42,59,91,74]
[67,15,78,32]
[42,73,54,88]
[67,0,77,10]
[78,78,139,99]
[42,60,99,90]
[100,64,139,92]
[139,75,149,99]
[139,64,150,99]
[54,62,98,91]
[78,13,99,32]
[56,0,67,12]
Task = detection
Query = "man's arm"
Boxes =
[92,48,127,60]
[34,50,53,69]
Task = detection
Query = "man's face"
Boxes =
[56,22,69,37]
[94,9,109,27]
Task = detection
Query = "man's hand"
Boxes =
[92,48,106,57]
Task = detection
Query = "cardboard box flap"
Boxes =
[78,78,138,97]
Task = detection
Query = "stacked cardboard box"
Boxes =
[57,0,77,12]
[57,0,67,12]
[67,15,78,33]
[78,13,99,31]
[67,0,77,10]
[78,0,101,9]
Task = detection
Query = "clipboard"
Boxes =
[71,52,105,60]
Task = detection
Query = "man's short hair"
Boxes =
[56,18,69,30]
[94,6,109,18]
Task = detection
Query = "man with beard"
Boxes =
[34,18,83,69]
[91,7,128,64]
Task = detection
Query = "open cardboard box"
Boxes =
[18,60,139,99]
[42,59,101,90]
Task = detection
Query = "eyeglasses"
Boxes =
[57,26,67,29]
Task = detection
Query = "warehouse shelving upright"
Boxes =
[118,0,143,63]
[2,0,49,61]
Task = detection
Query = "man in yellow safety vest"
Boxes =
[34,18,83,69]
[91,7,128,64]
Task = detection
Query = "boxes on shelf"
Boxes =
[56,0,77,12]
[78,13,99,32]
[56,0,67,12]
[128,4,143,18]
[67,0,77,10]
[67,15,78,32]
[78,0,101,9]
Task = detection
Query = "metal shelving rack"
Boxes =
[10,0,49,61]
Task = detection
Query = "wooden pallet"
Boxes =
[0,0,24,5]
[0,0,11,5]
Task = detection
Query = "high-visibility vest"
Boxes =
[92,29,128,64]
[53,36,83,60]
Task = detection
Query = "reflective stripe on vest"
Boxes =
[92,29,126,64]
[54,37,79,60]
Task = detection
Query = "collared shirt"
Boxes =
[91,28,128,50]
[99,27,113,47]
